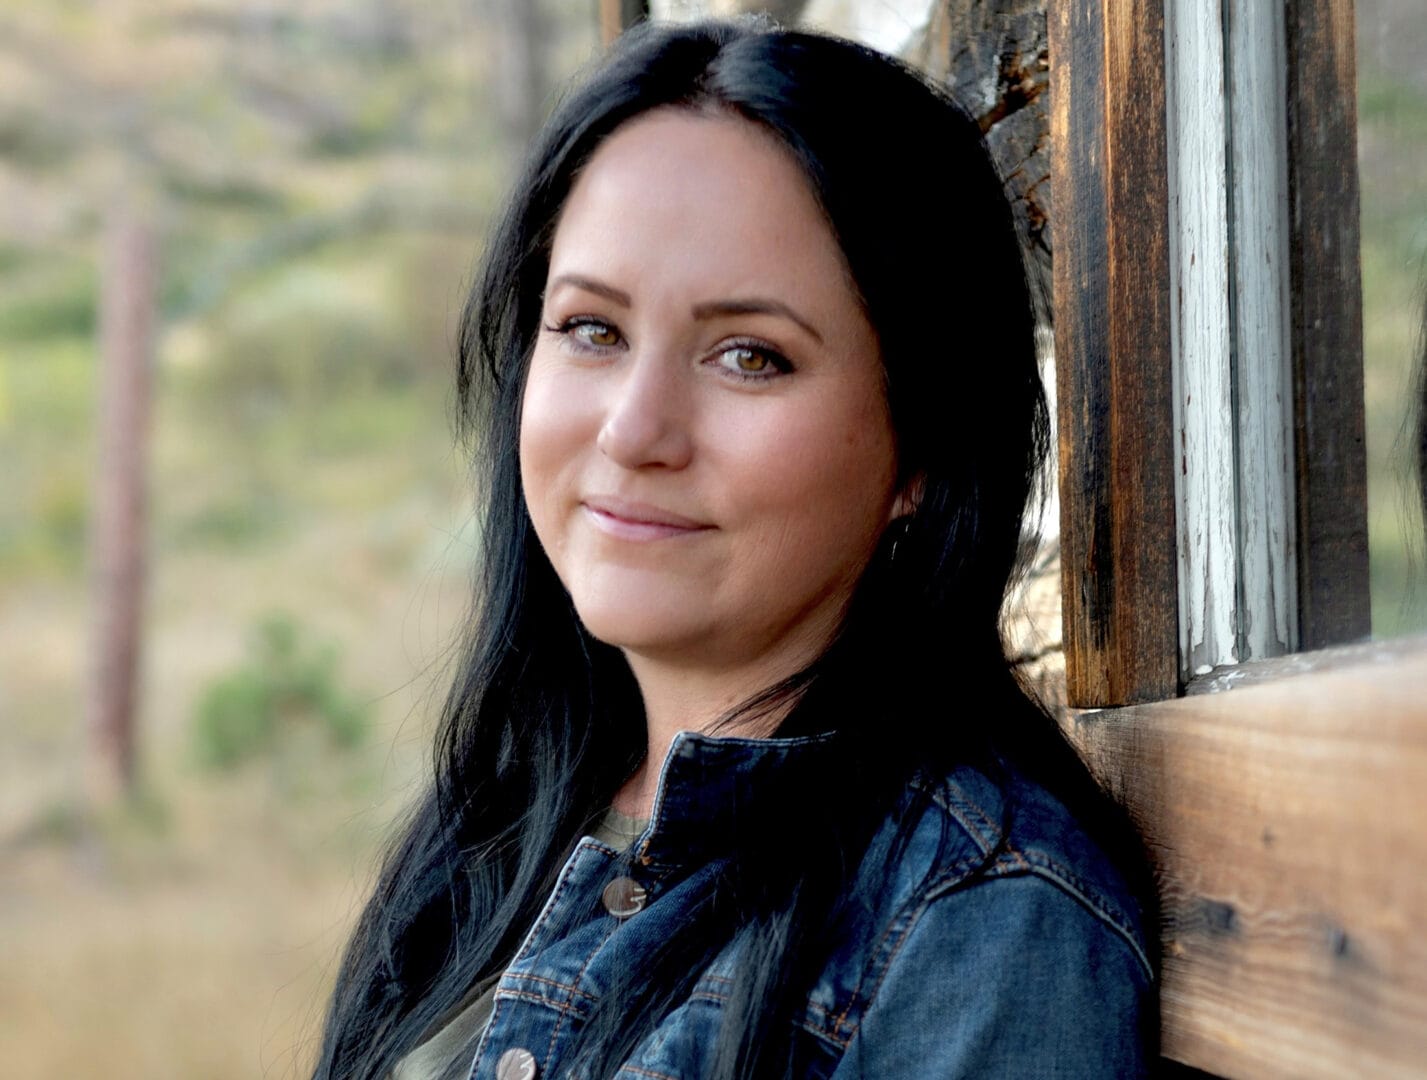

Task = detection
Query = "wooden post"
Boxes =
[1049,0,1180,706]
[86,198,157,806]
[1285,0,1370,649]
[601,0,649,47]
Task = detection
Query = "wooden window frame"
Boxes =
[1049,1,1424,1075]
[1051,0,1369,709]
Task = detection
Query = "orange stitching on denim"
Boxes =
[803,998,835,1020]
[1004,851,1153,978]
[799,1014,852,1050]
[830,850,1009,1041]
[924,855,995,895]
[508,972,600,1001]
[830,898,927,1043]
[933,777,1003,854]
[499,987,581,1011]
[512,854,586,964]
[799,1000,853,1050]
[544,908,617,1060]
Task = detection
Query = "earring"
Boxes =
[888,518,912,563]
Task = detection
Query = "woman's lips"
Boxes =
[580,497,714,541]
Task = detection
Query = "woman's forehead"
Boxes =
[547,109,851,304]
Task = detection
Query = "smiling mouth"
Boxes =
[580,497,714,541]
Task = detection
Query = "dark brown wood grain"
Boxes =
[1048,0,1180,706]
[933,0,1052,321]
[1285,0,1371,649]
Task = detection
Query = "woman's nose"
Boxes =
[595,352,693,470]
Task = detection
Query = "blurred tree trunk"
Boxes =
[492,0,549,150]
[85,196,157,807]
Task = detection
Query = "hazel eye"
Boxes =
[543,316,624,354]
[712,344,791,380]
[575,321,621,348]
[728,348,769,372]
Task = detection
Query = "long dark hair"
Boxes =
[313,19,1149,1080]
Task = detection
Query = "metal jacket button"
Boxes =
[601,875,648,918]
[496,1046,538,1080]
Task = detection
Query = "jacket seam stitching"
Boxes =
[834,860,1152,1049]
[800,1004,853,1050]
[511,857,585,965]
[916,774,1002,854]
[504,972,600,1002]
[542,921,614,1061]
[912,777,1150,979]
[964,860,1154,980]
[495,987,588,1012]
[837,892,935,1043]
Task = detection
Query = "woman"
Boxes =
[314,19,1157,1080]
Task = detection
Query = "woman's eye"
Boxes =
[713,344,790,380]
[544,317,622,351]
[574,321,621,348]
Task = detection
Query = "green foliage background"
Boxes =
[0,3,597,1076]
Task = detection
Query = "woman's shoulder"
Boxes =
[796,764,1157,1074]
[895,761,1155,979]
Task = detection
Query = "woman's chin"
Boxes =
[564,570,718,656]
[573,605,705,659]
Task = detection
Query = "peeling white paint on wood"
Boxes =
[1227,0,1297,660]
[1168,0,1298,676]
[1168,0,1238,677]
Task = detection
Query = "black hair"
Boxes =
[312,19,1152,1080]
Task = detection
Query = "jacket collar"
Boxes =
[635,729,835,869]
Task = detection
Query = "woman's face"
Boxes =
[520,108,907,681]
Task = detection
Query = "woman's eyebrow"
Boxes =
[691,298,823,343]
[547,273,632,307]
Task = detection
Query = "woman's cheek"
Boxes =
[519,362,583,544]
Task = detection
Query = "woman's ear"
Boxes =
[890,472,925,521]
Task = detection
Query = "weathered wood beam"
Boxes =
[1064,637,1427,1078]
[1049,0,1180,705]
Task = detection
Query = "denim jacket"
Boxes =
[465,731,1156,1079]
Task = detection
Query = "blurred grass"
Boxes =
[0,50,494,1080]
[1359,69,1427,638]
[0,0,610,1068]
[0,229,478,1073]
